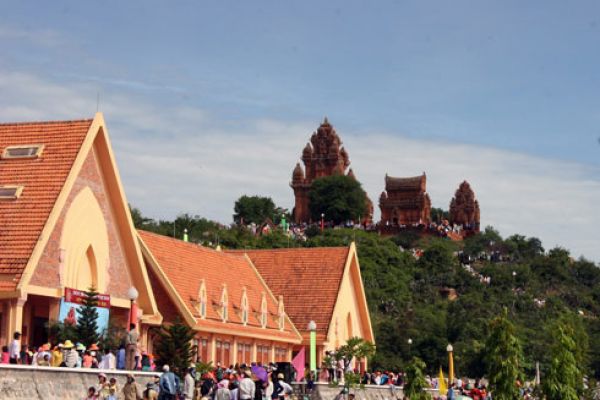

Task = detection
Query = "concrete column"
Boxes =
[232,337,238,365]
[140,325,149,352]
[251,339,257,364]
[210,335,216,364]
[7,298,26,343]
[0,300,8,346]
[22,300,31,346]
[48,298,61,322]
[270,343,276,363]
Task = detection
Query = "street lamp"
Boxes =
[320,213,325,232]
[447,344,454,385]
[407,338,412,357]
[308,320,317,373]
[128,286,139,328]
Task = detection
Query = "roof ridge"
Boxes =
[0,118,94,126]
[235,246,350,252]
[137,229,247,259]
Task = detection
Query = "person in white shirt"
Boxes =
[9,331,21,364]
[100,349,116,370]
[184,367,196,400]
[239,370,255,400]
[276,374,293,399]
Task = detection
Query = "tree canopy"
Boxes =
[485,308,523,400]
[154,318,196,377]
[308,175,367,224]
[233,195,278,225]
[131,206,600,380]
[76,286,100,349]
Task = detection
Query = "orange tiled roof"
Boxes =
[138,230,300,341]
[0,119,93,291]
[230,247,350,336]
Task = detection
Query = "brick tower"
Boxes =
[291,118,372,224]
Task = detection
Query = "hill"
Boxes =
[131,208,600,379]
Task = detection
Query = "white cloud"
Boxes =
[1,69,599,261]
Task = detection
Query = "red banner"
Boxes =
[64,288,111,308]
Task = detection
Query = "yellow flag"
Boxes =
[438,366,447,395]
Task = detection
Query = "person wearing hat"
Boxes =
[75,343,86,368]
[63,340,79,368]
[97,372,111,399]
[51,344,63,367]
[144,380,159,400]
[275,374,292,400]
[9,331,21,364]
[122,373,142,400]
[107,377,119,400]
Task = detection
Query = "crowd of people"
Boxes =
[0,324,155,371]
[3,328,540,400]
[111,362,295,400]
[2,326,152,371]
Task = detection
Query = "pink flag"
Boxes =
[291,347,306,382]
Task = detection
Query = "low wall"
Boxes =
[0,366,442,400]
[0,364,157,400]
[294,383,441,400]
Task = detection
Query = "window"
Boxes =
[260,293,268,328]
[198,280,207,318]
[241,287,249,325]
[2,144,44,159]
[237,343,252,364]
[198,338,209,362]
[275,347,287,362]
[277,296,285,331]
[215,340,231,364]
[0,185,24,200]
[220,285,228,322]
[256,344,270,364]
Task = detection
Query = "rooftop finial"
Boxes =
[323,116,329,125]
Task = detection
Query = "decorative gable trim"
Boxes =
[15,113,159,322]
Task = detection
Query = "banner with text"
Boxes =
[59,288,110,335]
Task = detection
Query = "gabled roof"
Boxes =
[385,173,426,192]
[137,230,302,343]
[229,247,351,337]
[0,119,93,291]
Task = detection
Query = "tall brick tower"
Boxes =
[291,118,372,224]
[449,180,480,232]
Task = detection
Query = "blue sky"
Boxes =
[1,1,599,259]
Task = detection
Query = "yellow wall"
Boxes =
[325,256,370,352]
[60,187,110,292]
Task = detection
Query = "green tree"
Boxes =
[308,175,367,224]
[233,195,277,225]
[99,321,128,352]
[129,204,154,229]
[154,318,196,377]
[543,322,581,400]
[334,336,376,371]
[485,308,523,400]
[430,207,449,224]
[47,320,78,344]
[404,357,432,400]
[76,286,100,348]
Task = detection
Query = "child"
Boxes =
[85,386,98,400]
[107,377,119,400]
